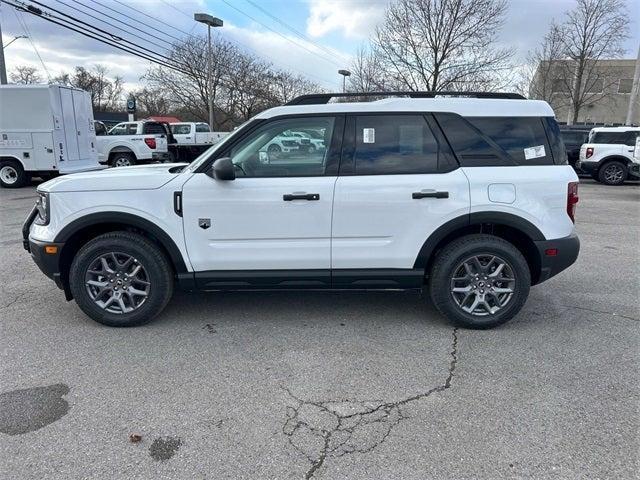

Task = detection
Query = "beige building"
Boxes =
[530,59,639,125]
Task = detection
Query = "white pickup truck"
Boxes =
[169,122,228,162]
[96,120,172,167]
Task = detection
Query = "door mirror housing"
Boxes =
[210,157,235,181]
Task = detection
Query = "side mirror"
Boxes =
[210,157,235,181]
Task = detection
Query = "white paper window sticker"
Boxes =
[524,145,545,160]
[363,128,375,143]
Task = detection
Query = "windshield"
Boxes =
[185,119,255,172]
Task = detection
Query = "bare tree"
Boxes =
[50,65,124,111]
[129,87,171,118]
[9,65,43,84]
[357,0,512,92]
[519,24,565,101]
[144,35,322,128]
[556,0,630,123]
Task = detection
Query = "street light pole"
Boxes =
[194,13,223,130]
[625,44,640,126]
[0,17,8,84]
[338,69,351,93]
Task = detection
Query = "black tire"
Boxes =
[598,160,627,185]
[0,160,30,188]
[69,232,174,327]
[109,153,135,168]
[429,234,531,329]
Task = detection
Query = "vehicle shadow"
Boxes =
[157,289,452,329]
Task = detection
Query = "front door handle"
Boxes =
[283,193,320,201]
[412,191,449,199]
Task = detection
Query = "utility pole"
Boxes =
[625,44,640,126]
[194,13,223,130]
[0,11,8,84]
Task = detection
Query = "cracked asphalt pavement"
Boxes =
[0,179,638,479]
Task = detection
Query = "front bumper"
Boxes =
[23,206,66,292]
[533,233,580,284]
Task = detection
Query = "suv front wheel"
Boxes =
[429,234,531,329]
[69,232,174,327]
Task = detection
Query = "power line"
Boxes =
[218,0,342,68]
[107,0,192,41]
[28,0,182,69]
[11,4,50,79]
[1,0,190,74]
[89,0,336,86]
[243,0,350,63]
[55,0,172,52]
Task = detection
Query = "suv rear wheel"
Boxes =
[69,232,174,327]
[598,160,627,185]
[429,234,530,329]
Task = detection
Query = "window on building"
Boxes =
[585,78,604,94]
[618,79,633,94]
[552,79,570,93]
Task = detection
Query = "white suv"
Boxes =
[23,92,580,329]
[577,126,640,185]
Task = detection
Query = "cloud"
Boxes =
[306,0,387,39]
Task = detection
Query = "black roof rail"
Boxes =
[286,91,526,106]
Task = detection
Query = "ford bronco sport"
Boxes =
[24,91,580,329]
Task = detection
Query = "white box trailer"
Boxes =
[0,84,102,188]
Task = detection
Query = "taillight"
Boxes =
[585,147,593,158]
[567,181,579,223]
[144,138,156,149]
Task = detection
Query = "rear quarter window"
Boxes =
[435,114,560,166]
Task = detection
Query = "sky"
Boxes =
[1,0,639,92]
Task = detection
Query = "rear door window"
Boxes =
[353,115,440,175]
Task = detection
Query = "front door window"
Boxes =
[228,117,334,177]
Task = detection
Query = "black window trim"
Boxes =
[194,113,345,177]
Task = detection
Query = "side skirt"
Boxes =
[178,269,425,291]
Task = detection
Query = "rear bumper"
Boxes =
[576,160,598,174]
[533,233,580,284]
[152,151,172,162]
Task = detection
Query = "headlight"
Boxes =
[34,192,50,226]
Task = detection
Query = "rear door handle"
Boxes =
[412,191,449,199]
[283,193,320,201]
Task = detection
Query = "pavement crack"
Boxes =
[282,327,459,479]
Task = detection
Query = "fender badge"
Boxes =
[198,218,211,230]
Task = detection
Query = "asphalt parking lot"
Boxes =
[0,178,638,479]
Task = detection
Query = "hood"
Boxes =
[39,163,188,193]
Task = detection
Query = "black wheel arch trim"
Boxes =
[413,211,545,269]
[596,156,632,167]
[54,212,188,273]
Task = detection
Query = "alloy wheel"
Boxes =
[603,164,624,184]
[85,252,150,314]
[114,157,132,167]
[450,254,516,316]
